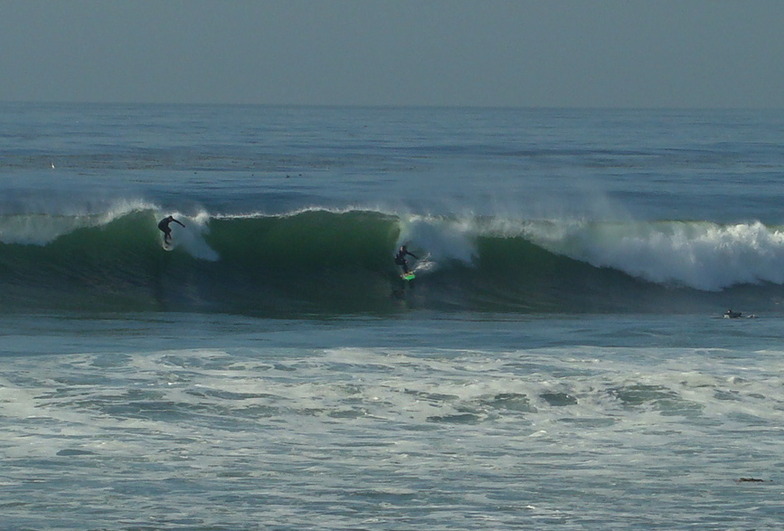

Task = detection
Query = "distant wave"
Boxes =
[2,205,783,315]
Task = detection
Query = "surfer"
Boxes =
[724,309,757,319]
[394,245,418,274]
[158,215,185,244]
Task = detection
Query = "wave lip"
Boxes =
[0,199,157,245]
[525,219,784,291]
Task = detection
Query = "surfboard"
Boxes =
[401,272,415,281]
[162,239,174,251]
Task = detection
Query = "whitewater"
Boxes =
[1,103,783,529]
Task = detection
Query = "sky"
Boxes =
[2,0,783,108]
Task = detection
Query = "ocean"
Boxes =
[1,103,782,529]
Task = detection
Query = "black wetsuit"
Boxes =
[158,216,184,243]
[394,247,418,273]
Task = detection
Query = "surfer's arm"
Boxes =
[174,219,185,227]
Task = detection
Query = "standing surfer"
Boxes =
[394,245,418,274]
[158,215,185,244]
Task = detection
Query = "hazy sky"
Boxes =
[2,0,783,108]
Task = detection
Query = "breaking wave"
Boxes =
[2,204,783,315]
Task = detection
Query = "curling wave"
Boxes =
[1,206,783,315]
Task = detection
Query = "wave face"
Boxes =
[2,206,783,316]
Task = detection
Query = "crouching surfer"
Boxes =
[158,215,185,245]
[395,245,418,274]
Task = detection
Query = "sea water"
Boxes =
[1,104,783,529]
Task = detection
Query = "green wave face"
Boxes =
[1,208,780,316]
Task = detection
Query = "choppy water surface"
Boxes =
[1,104,783,528]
